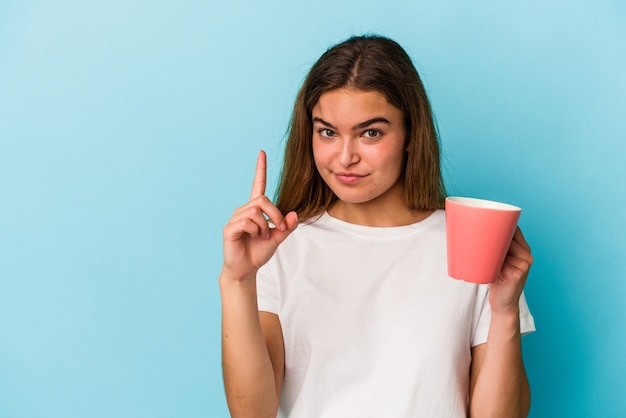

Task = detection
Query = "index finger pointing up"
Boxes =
[250,150,267,199]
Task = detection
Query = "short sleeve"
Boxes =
[471,290,536,347]
[256,261,280,314]
[518,292,536,335]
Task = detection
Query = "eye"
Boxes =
[319,128,336,138]
[363,129,381,139]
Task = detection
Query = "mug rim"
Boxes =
[445,196,521,212]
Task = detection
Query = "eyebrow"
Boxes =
[312,117,391,130]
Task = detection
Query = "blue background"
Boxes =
[1,1,624,417]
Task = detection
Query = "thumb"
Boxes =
[271,211,298,246]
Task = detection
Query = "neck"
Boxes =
[328,194,433,227]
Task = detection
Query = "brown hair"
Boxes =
[275,35,446,220]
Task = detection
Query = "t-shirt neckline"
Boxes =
[315,209,443,239]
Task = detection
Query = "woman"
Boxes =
[220,35,535,417]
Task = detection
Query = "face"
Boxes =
[312,88,407,214]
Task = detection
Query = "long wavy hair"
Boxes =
[275,35,446,220]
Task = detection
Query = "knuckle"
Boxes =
[253,195,270,205]
[240,217,257,231]
[514,258,528,270]
[244,206,262,218]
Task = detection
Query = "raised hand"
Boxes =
[489,227,534,313]
[222,150,298,282]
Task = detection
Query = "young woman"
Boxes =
[220,35,535,417]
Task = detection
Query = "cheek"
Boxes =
[369,142,404,163]
[312,140,329,168]
[311,143,325,177]
[312,141,320,166]
[377,145,407,177]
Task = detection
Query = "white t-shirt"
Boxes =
[257,210,535,417]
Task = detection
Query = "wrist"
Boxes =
[490,305,520,319]
[219,271,257,293]
[220,265,257,284]
[488,309,521,343]
[219,273,260,315]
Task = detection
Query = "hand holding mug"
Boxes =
[445,197,532,312]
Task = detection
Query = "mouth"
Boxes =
[335,172,367,185]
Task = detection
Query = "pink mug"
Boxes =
[445,197,521,284]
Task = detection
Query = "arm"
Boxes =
[469,228,533,418]
[221,277,285,417]
[469,314,530,417]
[220,151,297,417]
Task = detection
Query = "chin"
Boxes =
[331,191,378,205]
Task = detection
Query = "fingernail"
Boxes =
[279,222,287,231]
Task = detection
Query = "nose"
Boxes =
[338,138,360,167]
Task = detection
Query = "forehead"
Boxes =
[312,88,402,122]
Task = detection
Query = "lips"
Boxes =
[335,172,367,184]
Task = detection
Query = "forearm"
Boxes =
[220,274,279,418]
[469,310,530,418]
